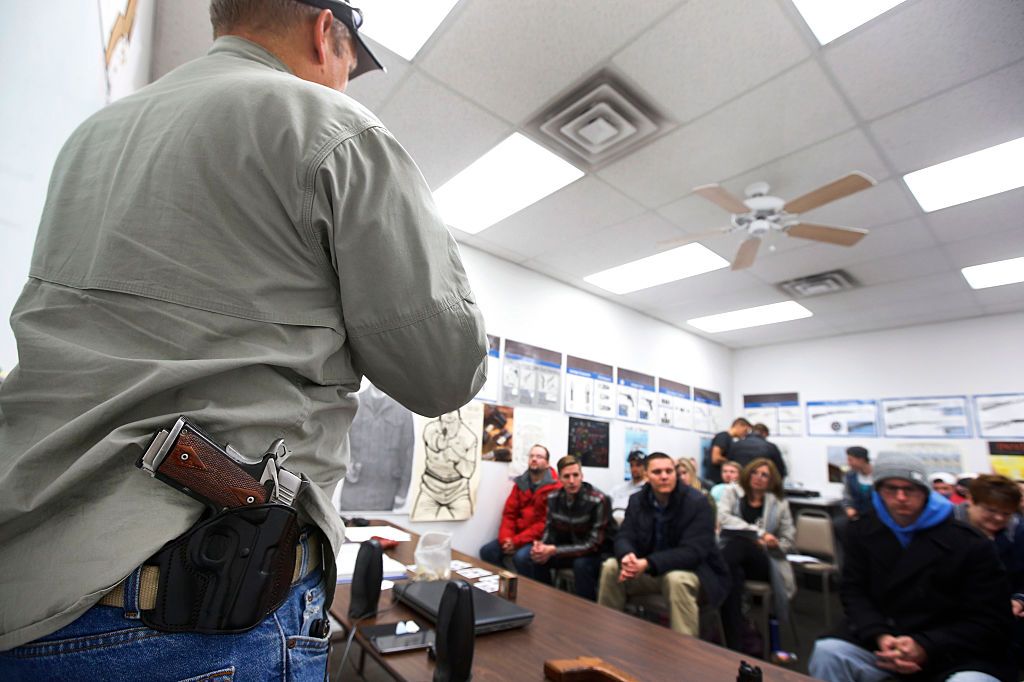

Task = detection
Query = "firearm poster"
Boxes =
[806,399,880,437]
[617,368,655,424]
[974,393,1024,439]
[568,417,610,468]
[510,408,566,478]
[693,388,723,434]
[624,427,650,478]
[501,339,562,410]
[881,396,971,438]
[564,356,614,417]
[743,393,802,436]
[475,335,502,403]
[481,404,514,462]
[887,442,963,476]
[333,382,414,513]
[409,401,484,521]
[989,441,1024,480]
[658,379,692,430]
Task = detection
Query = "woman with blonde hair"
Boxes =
[717,458,796,653]
[677,456,717,516]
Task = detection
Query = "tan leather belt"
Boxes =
[98,537,321,610]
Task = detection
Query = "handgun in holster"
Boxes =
[135,416,320,634]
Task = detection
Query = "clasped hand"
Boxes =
[618,552,649,582]
[530,541,556,564]
[874,634,926,674]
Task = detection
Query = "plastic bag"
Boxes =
[413,531,452,580]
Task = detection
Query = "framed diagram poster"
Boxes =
[617,368,655,424]
[807,400,879,437]
[658,379,692,430]
[501,339,562,410]
[881,396,971,438]
[974,394,1024,439]
[743,393,802,436]
[693,388,723,434]
[564,356,614,418]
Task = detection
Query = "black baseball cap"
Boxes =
[295,0,385,79]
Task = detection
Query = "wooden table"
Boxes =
[329,523,817,681]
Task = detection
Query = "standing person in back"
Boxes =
[705,418,752,485]
[0,1,487,678]
[842,446,873,520]
[479,445,560,578]
[729,422,788,480]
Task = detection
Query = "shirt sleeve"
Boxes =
[312,126,487,417]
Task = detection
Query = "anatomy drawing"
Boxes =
[410,402,484,521]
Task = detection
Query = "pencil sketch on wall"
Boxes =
[410,402,484,521]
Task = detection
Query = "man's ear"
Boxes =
[311,9,334,65]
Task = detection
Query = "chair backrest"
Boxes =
[795,511,836,562]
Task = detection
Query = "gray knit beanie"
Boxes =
[872,452,930,492]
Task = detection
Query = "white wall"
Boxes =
[0,2,110,374]
[732,312,1024,491]
[375,245,735,555]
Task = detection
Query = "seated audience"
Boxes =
[677,456,716,517]
[841,446,873,520]
[730,423,788,479]
[710,460,742,502]
[597,452,729,636]
[809,453,1013,682]
[528,456,615,600]
[931,472,966,504]
[717,459,796,653]
[953,473,1024,666]
[705,418,752,484]
[479,444,560,577]
[610,450,646,521]
[955,473,977,501]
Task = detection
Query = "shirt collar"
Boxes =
[208,36,293,75]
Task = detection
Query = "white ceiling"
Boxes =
[153,0,1024,349]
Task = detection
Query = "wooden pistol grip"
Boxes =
[156,426,268,509]
[544,658,641,682]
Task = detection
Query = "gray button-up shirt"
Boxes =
[0,36,486,650]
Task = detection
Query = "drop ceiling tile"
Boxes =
[972,283,1024,309]
[703,316,839,349]
[344,37,413,112]
[983,301,1024,317]
[623,270,766,312]
[805,271,973,315]
[870,60,1024,174]
[611,0,809,124]
[378,72,510,188]
[924,186,1024,244]
[418,0,684,124]
[824,0,1024,120]
[530,212,687,278]
[828,293,981,335]
[843,247,952,287]
[647,280,787,323]
[942,226,1024,268]
[477,177,645,260]
[598,60,856,208]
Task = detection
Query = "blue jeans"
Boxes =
[479,539,534,577]
[533,554,603,601]
[809,637,1000,682]
[0,537,329,681]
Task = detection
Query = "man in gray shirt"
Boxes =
[0,1,486,678]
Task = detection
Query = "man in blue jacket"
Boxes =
[597,452,728,636]
[810,452,1013,682]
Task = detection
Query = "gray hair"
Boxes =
[210,0,350,49]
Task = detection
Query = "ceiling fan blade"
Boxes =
[693,184,749,214]
[783,171,877,214]
[787,222,868,246]
[656,228,731,250]
[731,237,761,270]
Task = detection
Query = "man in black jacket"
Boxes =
[729,422,787,479]
[809,452,1013,682]
[597,452,729,636]
[529,455,615,600]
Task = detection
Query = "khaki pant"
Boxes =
[597,557,701,636]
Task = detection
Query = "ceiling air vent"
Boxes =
[524,69,668,172]
[777,269,860,298]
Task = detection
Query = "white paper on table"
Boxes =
[336,543,409,582]
[449,560,472,570]
[786,554,824,564]
[473,581,500,593]
[456,567,493,579]
[343,526,412,543]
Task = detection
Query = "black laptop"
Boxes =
[393,580,534,634]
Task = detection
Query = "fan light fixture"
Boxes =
[357,0,460,61]
[791,0,909,45]
[433,133,584,235]
[903,137,1024,213]
[961,256,1024,290]
[584,243,729,295]
[687,301,813,333]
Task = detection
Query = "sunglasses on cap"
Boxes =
[293,0,385,79]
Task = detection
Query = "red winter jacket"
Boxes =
[498,467,561,547]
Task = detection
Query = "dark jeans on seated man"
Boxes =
[479,540,535,577]
[531,554,603,601]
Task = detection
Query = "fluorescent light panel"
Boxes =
[434,133,584,235]
[583,244,729,295]
[962,256,1024,290]
[791,0,909,45]
[903,136,1024,212]
[358,0,460,61]
[688,301,813,333]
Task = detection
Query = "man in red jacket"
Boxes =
[479,445,561,578]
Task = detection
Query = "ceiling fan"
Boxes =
[661,172,878,270]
